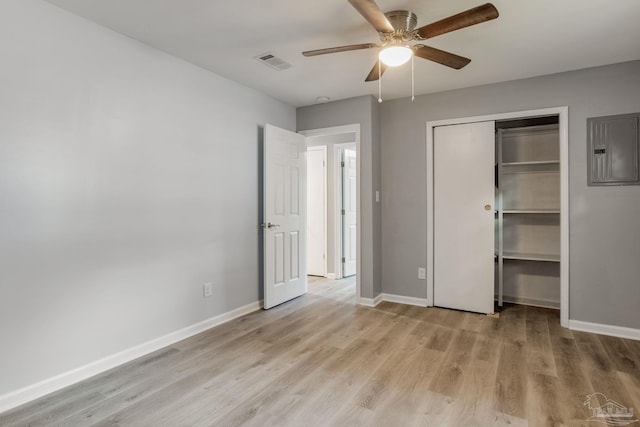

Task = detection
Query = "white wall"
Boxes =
[0,0,295,397]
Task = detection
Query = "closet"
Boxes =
[495,116,560,309]
[430,112,563,315]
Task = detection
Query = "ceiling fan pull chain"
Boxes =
[378,58,382,103]
[411,54,415,102]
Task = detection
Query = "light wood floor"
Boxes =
[2,276,639,426]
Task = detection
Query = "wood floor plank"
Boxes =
[622,337,640,366]
[493,339,528,418]
[501,305,527,343]
[258,340,378,425]
[597,334,638,375]
[526,372,565,426]
[415,391,460,426]
[473,332,501,362]
[424,324,456,352]
[426,306,454,327]
[615,371,640,416]
[548,336,594,424]
[444,351,500,425]
[350,320,423,411]
[198,345,341,427]
[59,369,185,426]
[525,319,558,377]
[428,329,477,397]
[279,338,389,426]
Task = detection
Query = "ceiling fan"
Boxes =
[302,0,499,82]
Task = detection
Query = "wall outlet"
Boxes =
[375,190,380,202]
[418,268,426,280]
[203,282,213,298]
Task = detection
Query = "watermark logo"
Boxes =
[584,392,638,426]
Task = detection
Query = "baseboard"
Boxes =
[0,300,261,414]
[358,293,383,307]
[569,320,640,341]
[359,293,428,308]
[326,273,336,280]
[500,295,560,310]
[380,293,428,307]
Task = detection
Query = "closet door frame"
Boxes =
[426,106,569,327]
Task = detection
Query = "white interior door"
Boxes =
[434,121,495,314]
[307,146,326,276]
[342,148,357,277]
[263,124,307,309]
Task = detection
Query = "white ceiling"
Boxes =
[46,0,640,107]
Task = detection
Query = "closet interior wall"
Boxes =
[495,116,561,309]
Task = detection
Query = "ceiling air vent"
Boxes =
[255,52,292,71]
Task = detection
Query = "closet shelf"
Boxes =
[502,252,560,262]
[501,160,560,166]
[502,209,560,214]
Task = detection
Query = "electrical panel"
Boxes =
[587,113,640,186]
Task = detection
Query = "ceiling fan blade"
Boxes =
[365,60,387,82]
[415,3,499,40]
[413,45,471,69]
[348,0,395,33]
[303,43,378,57]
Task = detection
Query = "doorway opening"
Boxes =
[301,124,361,303]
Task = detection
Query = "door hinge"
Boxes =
[341,209,345,215]
[341,161,345,167]
[342,257,346,263]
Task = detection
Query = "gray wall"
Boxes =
[381,60,640,330]
[0,0,295,395]
[297,96,382,298]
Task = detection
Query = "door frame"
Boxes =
[300,124,361,303]
[426,106,569,327]
[306,145,328,277]
[335,142,357,279]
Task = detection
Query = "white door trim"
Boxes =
[335,142,357,279]
[300,124,361,304]
[426,106,570,327]
[307,145,327,277]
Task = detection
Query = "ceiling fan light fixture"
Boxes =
[379,45,413,67]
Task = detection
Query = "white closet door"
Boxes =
[434,121,495,314]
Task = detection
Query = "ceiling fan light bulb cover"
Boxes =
[379,45,413,67]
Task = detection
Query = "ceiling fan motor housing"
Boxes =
[384,10,418,37]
